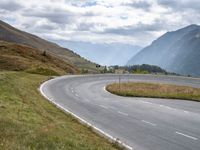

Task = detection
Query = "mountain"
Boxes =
[127,24,200,76]
[55,40,141,66]
[0,20,99,73]
[0,41,79,75]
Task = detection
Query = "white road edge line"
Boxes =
[142,120,157,126]
[103,86,106,92]
[175,132,198,140]
[118,111,129,116]
[40,79,133,150]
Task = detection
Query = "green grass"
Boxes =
[106,82,200,102]
[0,71,122,150]
[26,67,60,76]
[132,69,149,74]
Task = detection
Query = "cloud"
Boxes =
[76,23,96,31]
[157,0,200,11]
[123,1,152,11]
[23,8,76,24]
[103,20,166,36]
[0,0,23,11]
[157,0,178,8]
[0,0,200,46]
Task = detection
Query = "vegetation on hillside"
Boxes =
[106,82,200,102]
[0,20,100,73]
[0,41,79,75]
[127,64,167,74]
[109,64,178,75]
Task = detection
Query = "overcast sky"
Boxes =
[0,0,200,46]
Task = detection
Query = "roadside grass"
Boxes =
[106,82,200,102]
[0,71,122,150]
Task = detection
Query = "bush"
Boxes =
[26,67,60,76]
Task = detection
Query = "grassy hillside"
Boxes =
[0,41,79,75]
[0,72,121,150]
[0,20,99,73]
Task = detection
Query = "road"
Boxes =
[40,74,200,150]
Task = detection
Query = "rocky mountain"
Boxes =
[0,20,99,73]
[127,24,200,76]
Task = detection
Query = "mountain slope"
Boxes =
[127,25,200,76]
[0,20,98,73]
[0,41,79,75]
[56,40,141,66]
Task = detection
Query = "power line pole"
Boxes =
[118,74,121,92]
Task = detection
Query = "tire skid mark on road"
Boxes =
[99,105,109,109]
[118,111,129,116]
[141,100,154,105]
[75,93,79,97]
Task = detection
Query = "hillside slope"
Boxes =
[0,41,79,75]
[127,25,200,76]
[0,20,98,73]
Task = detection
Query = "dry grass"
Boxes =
[0,41,79,75]
[106,82,200,101]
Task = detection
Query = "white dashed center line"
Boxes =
[175,132,198,140]
[142,120,157,126]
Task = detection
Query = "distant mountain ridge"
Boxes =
[127,24,200,76]
[56,40,142,66]
[0,20,98,73]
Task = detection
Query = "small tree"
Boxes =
[42,51,47,56]
[103,66,107,73]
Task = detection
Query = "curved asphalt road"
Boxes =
[40,74,200,150]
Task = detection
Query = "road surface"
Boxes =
[40,74,200,150]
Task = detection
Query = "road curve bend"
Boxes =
[40,74,200,150]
